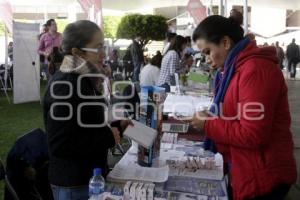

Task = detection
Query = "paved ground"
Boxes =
[284,68,300,199]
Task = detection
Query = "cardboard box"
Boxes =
[138,86,166,167]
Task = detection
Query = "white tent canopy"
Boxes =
[9,0,300,10]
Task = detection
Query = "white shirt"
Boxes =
[140,64,160,86]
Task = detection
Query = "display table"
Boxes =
[91,90,229,199]
[101,140,229,200]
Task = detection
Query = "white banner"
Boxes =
[13,22,40,104]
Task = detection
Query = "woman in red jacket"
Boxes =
[191,15,297,200]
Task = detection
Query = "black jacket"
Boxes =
[286,43,300,62]
[43,71,116,186]
[130,40,144,64]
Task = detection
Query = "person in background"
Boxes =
[263,42,269,47]
[8,42,13,62]
[230,9,243,26]
[275,41,285,70]
[39,24,49,79]
[157,35,187,91]
[140,52,162,86]
[191,15,296,200]
[178,53,194,86]
[108,49,120,73]
[48,47,64,75]
[181,53,194,73]
[162,32,177,55]
[183,36,195,55]
[39,24,48,40]
[109,49,119,63]
[286,38,300,78]
[130,35,144,82]
[38,19,62,80]
[43,20,132,200]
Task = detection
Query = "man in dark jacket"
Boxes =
[130,36,144,82]
[286,38,300,78]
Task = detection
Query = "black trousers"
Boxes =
[228,184,291,200]
[288,59,299,78]
[248,184,291,200]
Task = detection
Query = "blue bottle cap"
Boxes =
[93,168,102,176]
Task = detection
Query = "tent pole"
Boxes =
[44,5,48,21]
[219,0,224,16]
[224,0,228,17]
[4,24,8,88]
[210,0,213,16]
[3,25,10,103]
[243,0,248,34]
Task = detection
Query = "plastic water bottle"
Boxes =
[89,168,105,199]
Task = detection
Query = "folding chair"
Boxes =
[5,128,53,200]
[0,67,10,103]
[0,158,20,200]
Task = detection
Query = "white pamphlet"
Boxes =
[107,164,169,183]
[123,120,157,149]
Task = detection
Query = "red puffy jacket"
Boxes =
[204,41,297,200]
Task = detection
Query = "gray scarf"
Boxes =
[60,55,106,92]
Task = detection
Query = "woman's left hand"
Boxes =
[120,120,134,131]
[191,111,210,130]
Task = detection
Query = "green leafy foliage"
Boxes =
[103,16,122,39]
[116,14,167,46]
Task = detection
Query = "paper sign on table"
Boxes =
[124,120,157,149]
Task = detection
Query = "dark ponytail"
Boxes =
[61,20,101,55]
[168,35,187,56]
[192,15,244,45]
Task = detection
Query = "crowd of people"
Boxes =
[262,39,300,78]
[35,19,300,87]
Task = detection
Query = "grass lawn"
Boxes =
[0,81,47,199]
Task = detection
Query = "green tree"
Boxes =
[116,14,168,47]
[56,19,69,33]
[103,16,122,40]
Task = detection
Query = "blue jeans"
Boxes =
[51,185,89,200]
[41,62,50,80]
